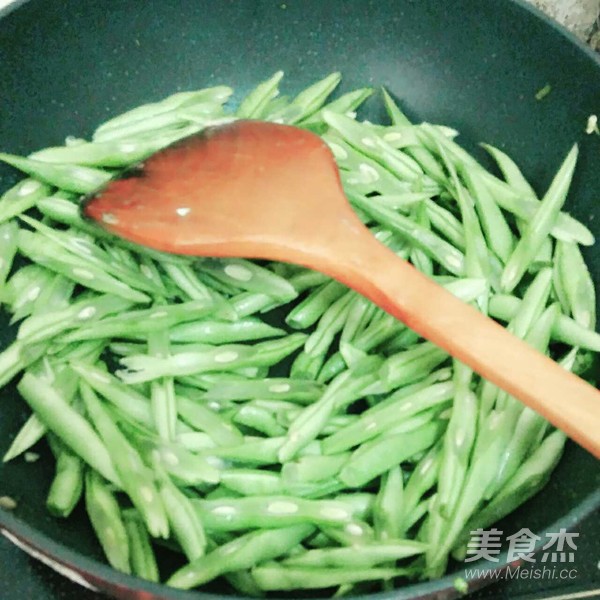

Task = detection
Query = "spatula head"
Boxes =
[83,120,351,260]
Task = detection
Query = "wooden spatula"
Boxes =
[83,120,600,458]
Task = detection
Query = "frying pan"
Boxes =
[0,0,599,598]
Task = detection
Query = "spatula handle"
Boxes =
[318,220,600,458]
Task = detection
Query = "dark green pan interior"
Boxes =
[0,0,599,598]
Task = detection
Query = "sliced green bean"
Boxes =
[0,153,111,194]
[81,382,169,538]
[177,394,243,446]
[268,72,341,124]
[17,294,134,345]
[46,442,84,518]
[0,179,51,224]
[340,421,445,488]
[0,221,19,288]
[155,465,206,561]
[198,258,297,302]
[489,293,600,351]
[117,334,307,384]
[373,466,404,541]
[501,145,578,292]
[481,143,537,197]
[93,86,232,141]
[194,496,354,531]
[84,470,130,574]
[322,381,454,454]
[556,240,596,328]
[352,194,465,275]
[18,230,150,303]
[237,71,284,119]
[167,524,314,589]
[17,372,119,485]
[123,513,160,583]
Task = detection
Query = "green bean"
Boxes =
[489,293,600,351]
[501,145,578,292]
[555,240,596,328]
[268,72,341,124]
[233,404,287,437]
[177,394,243,446]
[60,300,216,343]
[17,294,134,345]
[481,143,537,197]
[169,317,285,344]
[479,268,553,419]
[404,145,447,184]
[420,126,593,246]
[155,465,207,560]
[221,469,286,496]
[301,87,374,130]
[322,381,453,454]
[118,334,307,384]
[285,539,426,569]
[373,466,404,540]
[400,445,441,534]
[380,342,449,391]
[159,262,213,301]
[81,382,169,538]
[462,168,515,264]
[436,362,477,517]
[177,431,216,452]
[0,152,111,194]
[286,280,347,329]
[198,258,297,302]
[0,179,51,224]
[30,274,75,319]
[2,413,47,463]
[381,87,412,126]
[30,126,198,168]
[21,216,166,297]
[46,442,84,518]
[237,71,284,118]
[409,203,434,276]
[18,230,150,303]
[340,421,445,488]
[352,194,465,275]
[17,372,119,485]
[167,524,314,589]
[483,304,559,498]
[123,513,160,583]
[279,360,381,462]
[201,436,319,467]
[93,86,232,141]
[424,200,466,250]
[324,111,425,182]
[282,454,350,484]
[151,442,220,487]
[455,430,566,550]
[433,139,488,279]
[203,377,324,404]
[71,361,154,428]
[84,470,130,574]
[3,264,56,321]
[194,496,354,531]
[305,290,354,356]
[148,330,177,441]
[256,564,409,590]
[0,221,18,288]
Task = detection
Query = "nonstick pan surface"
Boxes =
[0,1,599,599]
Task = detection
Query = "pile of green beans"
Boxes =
[0,71,597,595]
